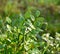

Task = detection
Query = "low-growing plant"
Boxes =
[0,9,60,54]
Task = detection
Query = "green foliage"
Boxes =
[0,0,60,54]
[0,9,60,54]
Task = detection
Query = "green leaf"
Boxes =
[30,15,35,21]
[7,24,12,33]
[24,11,31,18]
[35,10,40,17]
[19,35,23,41]
[6,17,11,23]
